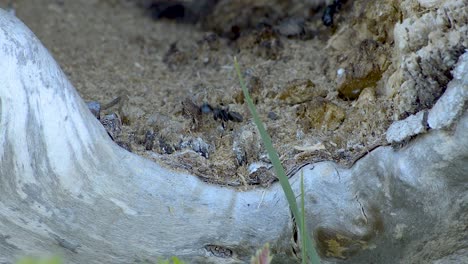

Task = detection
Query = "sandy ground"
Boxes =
[2,0,459,188]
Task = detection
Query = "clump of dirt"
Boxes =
[6,0,465,188]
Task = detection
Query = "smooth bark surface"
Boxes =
[0,9,467,264]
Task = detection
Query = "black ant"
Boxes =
[200,103,243,128]
[322,0,342,26]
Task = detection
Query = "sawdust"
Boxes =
[3,0,465,189]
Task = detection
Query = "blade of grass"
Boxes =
[301,170,307,264]
[234,58,320,263]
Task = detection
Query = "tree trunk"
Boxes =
[0,8,467,264]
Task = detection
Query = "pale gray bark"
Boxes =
[0,8,467,264]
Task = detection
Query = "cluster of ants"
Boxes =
[200,103,243,123]
[182,98,244,129]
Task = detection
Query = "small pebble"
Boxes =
[101,113,122,140]
[275,18,305,38]
[267,111,279,120]
[159,137,175,154]
[200,103,213,113]
[232,124,262,166]
[86,101,101,120]
[190,137,211,158]
[337,68,345,78]
[144,130,155,150]
[248,162,272,174]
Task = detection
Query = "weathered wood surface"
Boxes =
[0,8,467,264]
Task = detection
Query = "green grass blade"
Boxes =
[234,58,320,263]
[301,170,307,264]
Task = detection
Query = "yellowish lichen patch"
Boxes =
[325,238,347,259]
[337,68,383,100]
[296,100,346,131]
[277,79,327,105]
[316,227,370,259]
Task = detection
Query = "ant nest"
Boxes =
[78,0,464,189]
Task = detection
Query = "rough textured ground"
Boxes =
[2,0,465,188]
